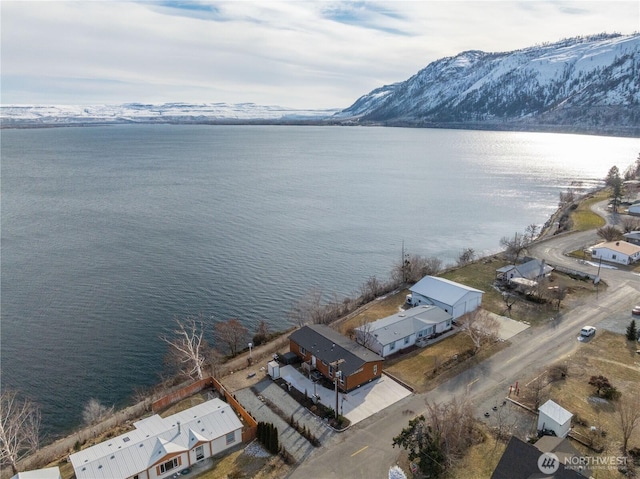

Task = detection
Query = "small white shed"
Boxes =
[538,399,573,438]
[267,360,280,379]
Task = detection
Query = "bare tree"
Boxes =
[289,289,326,326]
[620,217,640,234]
[559,188,576,207]
[360,276,383,303]
[0,390,41,475]
[391,254,443,285]
[252,320,270,346]
[215,318,248,357]
[596,225,623,242]
[355,318,374,349]
[456,248,476,267]
[501,292,518,317]
[524,223,540,243]
[456,310,500,353]
[82,398,114,425]
[393,397,478,477]
[500,232,529,263]
[616,394,640,453]
[289,289,348,326]
[162,316,208,380]
[527,374,548,410]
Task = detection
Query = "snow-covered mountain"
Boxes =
[0,102,338,127]
[2,33,639,135]
[334,33,640,136]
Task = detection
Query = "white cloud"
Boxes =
[1,0,638,108]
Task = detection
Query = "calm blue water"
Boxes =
[1,125,638,439]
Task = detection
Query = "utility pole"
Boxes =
[331,359,345,419]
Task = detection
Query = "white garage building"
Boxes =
[408,276,484,320]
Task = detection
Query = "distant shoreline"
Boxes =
[1,119,638,138]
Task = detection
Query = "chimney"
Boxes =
[177,421,181,434]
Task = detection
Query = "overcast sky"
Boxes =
[1,1,638,109]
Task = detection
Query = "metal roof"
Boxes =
[355,305,451,346]
[289,324,382,376]
[539,399,573,425]
[410,276,483,306]
[10,467,61,479]
[513,259,553,280]
[70,398,242,479]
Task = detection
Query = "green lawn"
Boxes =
[570,189,608,231]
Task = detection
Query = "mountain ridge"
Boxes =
[333,33,640,136]
[2,33,639,136]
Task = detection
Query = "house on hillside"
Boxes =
[591,240,640,265]
[289,324,383,392]
[407,276,483,320]
[624,231,640,245]
[496,258,553,284]
[355,305,453,357]
[538,399,573,438]
[70,398,243,479]
[629,202,640,215]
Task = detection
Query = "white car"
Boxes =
[580,326,596,338]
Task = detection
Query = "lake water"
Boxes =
[1,125,638,439]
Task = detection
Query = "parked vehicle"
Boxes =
[632,305,640,315]
[580,326,596,338]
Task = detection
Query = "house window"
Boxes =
[373,365,378,375]
[159,458,179,474]
[195,445,204,461]
[299,346,306,356]
[389,342,396,351]
[328,364,334,376]
[404,336,410,345]
[226,431,236,445]
[612,254,617,260]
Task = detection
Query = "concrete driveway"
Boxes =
[490,312,531,340]
[279,365,412,425]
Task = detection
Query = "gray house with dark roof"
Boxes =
[491,436,588,479]
[289,324,383,392]
[355,305,452,357]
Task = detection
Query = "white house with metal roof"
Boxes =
[355,305,453,357]
[408,276,483,320]
[10,467,61,479]
[70,398,243,479]
[537,399,573,438]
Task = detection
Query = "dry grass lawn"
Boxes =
[336,289,409,335]
[385,333,476,393]
[513,331,640,478]
[189,447,287,479]
[448,430,507,479]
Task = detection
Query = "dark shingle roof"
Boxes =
[491,436,586,479]
[289,324,382,377]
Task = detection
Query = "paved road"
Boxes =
[288,201,640,479]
